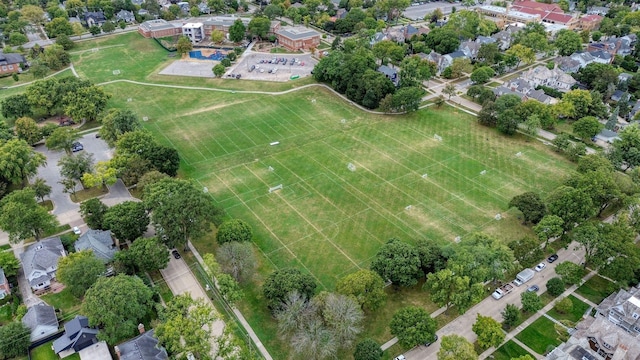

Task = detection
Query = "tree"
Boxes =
[443,84,456,100]
[229,19,245,42]
[45,17,73,38]
[0,321,31,359]
[387,86,424,113]
[155,294,217,360]
[1,94,32,119]
[41,44,70,70]
[425,28,460,54]
[573,116,603,141]
[21,5,45,24]
[101,21,115,33]
[30,177,52,203]
[144,178,223,250]
[82,160,117,188]
[555,297,573,314]
[477,43,499,65]
[470,66,495,84]
[370,238,422,287]
[59,178,78,199]
[89,25,101,35]
[8,31,28,46]
[437,335,478,360]
[127,236,169,272]
[546,186,595,232]
[374,0,410,23]
[213,63,225,77]
[45,127,81,155]
[521,291,542,313]
[450,58,473,79]
[0,139,46,187]
[472,314,504,349]
[533,215,564,248]
[559,89,592,120]
[59,152,94,183]
[389,306,436,348]
[323,293,363,348]
[555,29,582,56]
[506,44,535,67]
[64,85,110,123]
[211,30,224,43]
[55,34,75,50]
[509,192,546,224]
[547,277,565,296]
[176,36,193,56]
[216,219,252,244]
[137,170,168,193]
[555,261,583,285]
[608,124,640,170]
[0,251,21,277]
[103,201,149,243]
[263,268,317,312]
[399,55,433,87]
[425,267,484,314]
[57,251,105,297]
[508,237,543,268]
[502,304,521,329]
[291,317,338,360]
[248,16,271,40]
[522,114,541,138]
[372,41,405,65]
[0,188,58,243]
[217,272,243,304]
[14,117,42,145]
[83,275,154,344]
[274,291,314,338]
[79,198,108,230]
[336,269,386,311]
[216,241,256,282]
[354,338,382,360]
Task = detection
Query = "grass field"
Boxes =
[491,340,532,360]
[547,295,590,322]
[104,81,575,290]
[576,275,616,304]
[516,317,563,355]
[30,341,80,360]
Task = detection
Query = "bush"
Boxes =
[547,277,565,296]
[221,58,231,67]
[555,297,573,314]
[216,219,253,244]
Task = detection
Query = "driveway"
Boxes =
[402,242,586,360]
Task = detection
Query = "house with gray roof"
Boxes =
[619,73,633,83]
[53,315,99,356]
[20,237,65,291]
[587,6,609,15]
[420,51,449,75]
[74,229,117,263]
[519,65,576,92]
[491,27,520,50]
[0,268,10,299]
[589,50,613,64]
[493,86,526,100]
[595,129,621,144]
[116,9,135,23]
[597,283,640,335]
[22,303,58,341]
[0,52,26,75]
[115,329,168,360]
[458,41,481,60]
[377,65,398,86]
[83,11,106,27]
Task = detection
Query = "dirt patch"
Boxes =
[178,99,252,117]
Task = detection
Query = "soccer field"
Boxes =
[105,82,574,290]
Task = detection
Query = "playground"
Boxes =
[188,49,228,61]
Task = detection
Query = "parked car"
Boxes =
[547,254,559,263]
[73,226,81,235]
[71,142,83,152]
[425,334,438,346]
[394,356,406,360]
[171,249,181,259]
[527,285,540,292]
[535,262,546,272]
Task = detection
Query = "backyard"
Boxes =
[515,316,564,355]
[491,340,532,360]
[30,340,80,360]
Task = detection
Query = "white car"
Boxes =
[535,262,546,272]
[394,356,406,360]
[73,226,81,235]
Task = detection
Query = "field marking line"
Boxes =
[153,122,193,166]
[176,99,253,117]
[243,164,362,270]
[69,44,126,55]
[203,174,325,288]
[272,96,320,132]
[211,108,260,148]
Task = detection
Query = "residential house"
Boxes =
[74,229,118,263]
[176,2,190,14]
[420,51,449,75]
[587,6,609,15]
[476,35,496,45]
[611,90,625,102]
[619,73,633,83]
[503,77,554,104]
[138,20,181,38]
[137,9,149,17]
[131,0,144,5]
[115,327,168,360]
[520,65,576,92]
[84,11,106,27]
[596,284,640,335]
[276,26,320,51]
[78,341,112,360]
[547,316,640,360]
[53,315,100,357]
[0,268,10,299]
[595,129,621,144]
[491,26,521,50]
[182,22,204,44]
[22,303,58,341]
[588,35,638,57]
[377,65,398,86]
[554,56,582,73]
[492,86,526,100]
[629,101,640,120]
[20,237,65,292]
[589,50,613,64]
[527,88,554,104]
[197,2,210,14]
[458,41,481,60]
[115,10,135,23]
[370,32,388,46]
[0,52,26,75]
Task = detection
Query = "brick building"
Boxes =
[138,19,181,38]
[276,26,321,51]
[0,52,25,75]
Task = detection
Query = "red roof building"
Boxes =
[577,14,604,31]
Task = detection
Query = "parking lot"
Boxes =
[227,52,317,82]
[403,1,462,20]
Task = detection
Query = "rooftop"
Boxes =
[276,26,320,40]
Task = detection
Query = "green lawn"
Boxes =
[30,341,80,360]
[41,288,81,318]
[576,275,616,304]
[0,303,13,324]
[547,295,590,322]
[515,316,563,355]
[491,340,532,360]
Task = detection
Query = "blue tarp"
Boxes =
[188,50,226,61]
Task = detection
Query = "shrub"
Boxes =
[216,219,253,244]
[546,277,565,296]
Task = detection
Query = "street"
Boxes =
[402,242,586,360]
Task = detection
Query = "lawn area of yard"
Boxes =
[30,341,80,360]
[491,340,532,360]
[576,275,617,304]
[41,288,81,319]
[547,295,590,322]
[515,316,563,355]
[148,270,173,303]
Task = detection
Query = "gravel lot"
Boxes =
[226,52,317,82]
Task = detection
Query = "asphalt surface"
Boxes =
[403,1,464,20]
[401,243,586,360]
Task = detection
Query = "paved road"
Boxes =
[403,242,586,360]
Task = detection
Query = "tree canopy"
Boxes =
[0,188,58,243]
[103,201,149,243]
[336,269,386,311]
[370,238,422,287]
[390,306,436,348]
[472,314,504,349]
[437,335,477,360]
[216,219,253,244]
[57,250,106,298]
[263,268,317,312]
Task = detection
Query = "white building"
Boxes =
[182,22,204,44]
